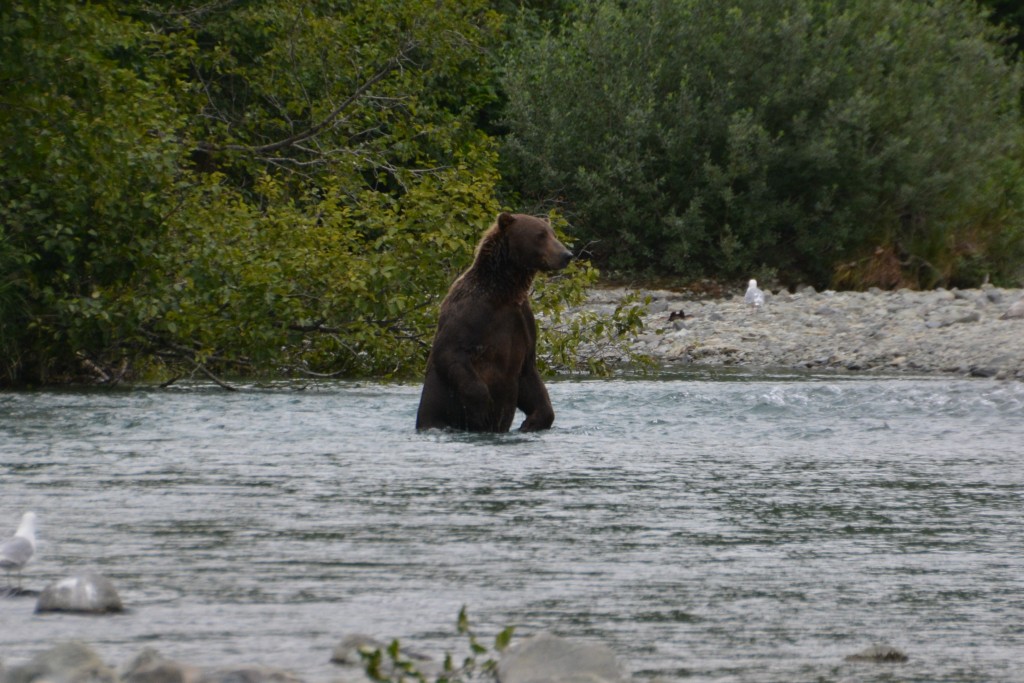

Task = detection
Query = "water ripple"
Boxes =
[1,375,1022,681]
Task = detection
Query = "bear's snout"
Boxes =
[555,248,573,270]
[542,244,573,271]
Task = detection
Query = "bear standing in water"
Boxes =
[416,213,573,432]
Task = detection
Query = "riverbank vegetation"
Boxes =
[502,0,1024,289]
[2,0,1023,385]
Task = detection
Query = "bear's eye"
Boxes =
[535,231,547,243]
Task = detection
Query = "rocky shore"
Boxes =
[581,284,1024,379]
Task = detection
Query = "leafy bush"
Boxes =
[1,1,642,386]
[501,0,1024,288]
[0,2,190,382]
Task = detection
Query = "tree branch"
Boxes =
[194,361,238,391]
[217,48,412,156]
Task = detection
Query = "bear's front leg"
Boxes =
[517,366,554,431]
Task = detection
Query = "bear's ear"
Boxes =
[497,212,515,231]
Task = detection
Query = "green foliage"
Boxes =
[981,0,1024,54]
[0,1,191,383]
[1,0,629,386]
[501,0,1024,288]
[533,214,652,375]
[125,0,511,384]
[358,607,514,683]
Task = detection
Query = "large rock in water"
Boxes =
[497,634,625,683]
[1,641,117,683]
[35,572,123,614]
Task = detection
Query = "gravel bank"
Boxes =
[581,284,1024,379]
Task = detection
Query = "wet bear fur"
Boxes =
[416,212,573,432]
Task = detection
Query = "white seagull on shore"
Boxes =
[745,279,765,310]
[1,512,37,589]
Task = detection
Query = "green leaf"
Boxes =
[494,626,515,652]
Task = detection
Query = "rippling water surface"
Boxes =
[2,372,1023,682]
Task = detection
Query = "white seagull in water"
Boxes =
[1,512,37,589]
[744,279,765,310]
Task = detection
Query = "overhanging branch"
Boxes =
[209,46,415,157]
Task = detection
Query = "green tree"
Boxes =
[501,0,1024,288]
[0,2,190,382]
[125,0,510,383]
[1,1,643,386]
[981,0,1024,54]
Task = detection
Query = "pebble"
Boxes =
[573,286,1024,379]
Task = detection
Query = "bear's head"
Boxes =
[486,212,573,273]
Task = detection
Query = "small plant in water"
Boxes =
[359,606,515,683]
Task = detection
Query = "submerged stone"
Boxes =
[844,644,909,663]
[497,634,625,683]
[35,572,123,614]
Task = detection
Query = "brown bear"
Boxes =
[415,212,573,432]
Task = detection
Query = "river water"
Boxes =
[1,372,1023,682]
